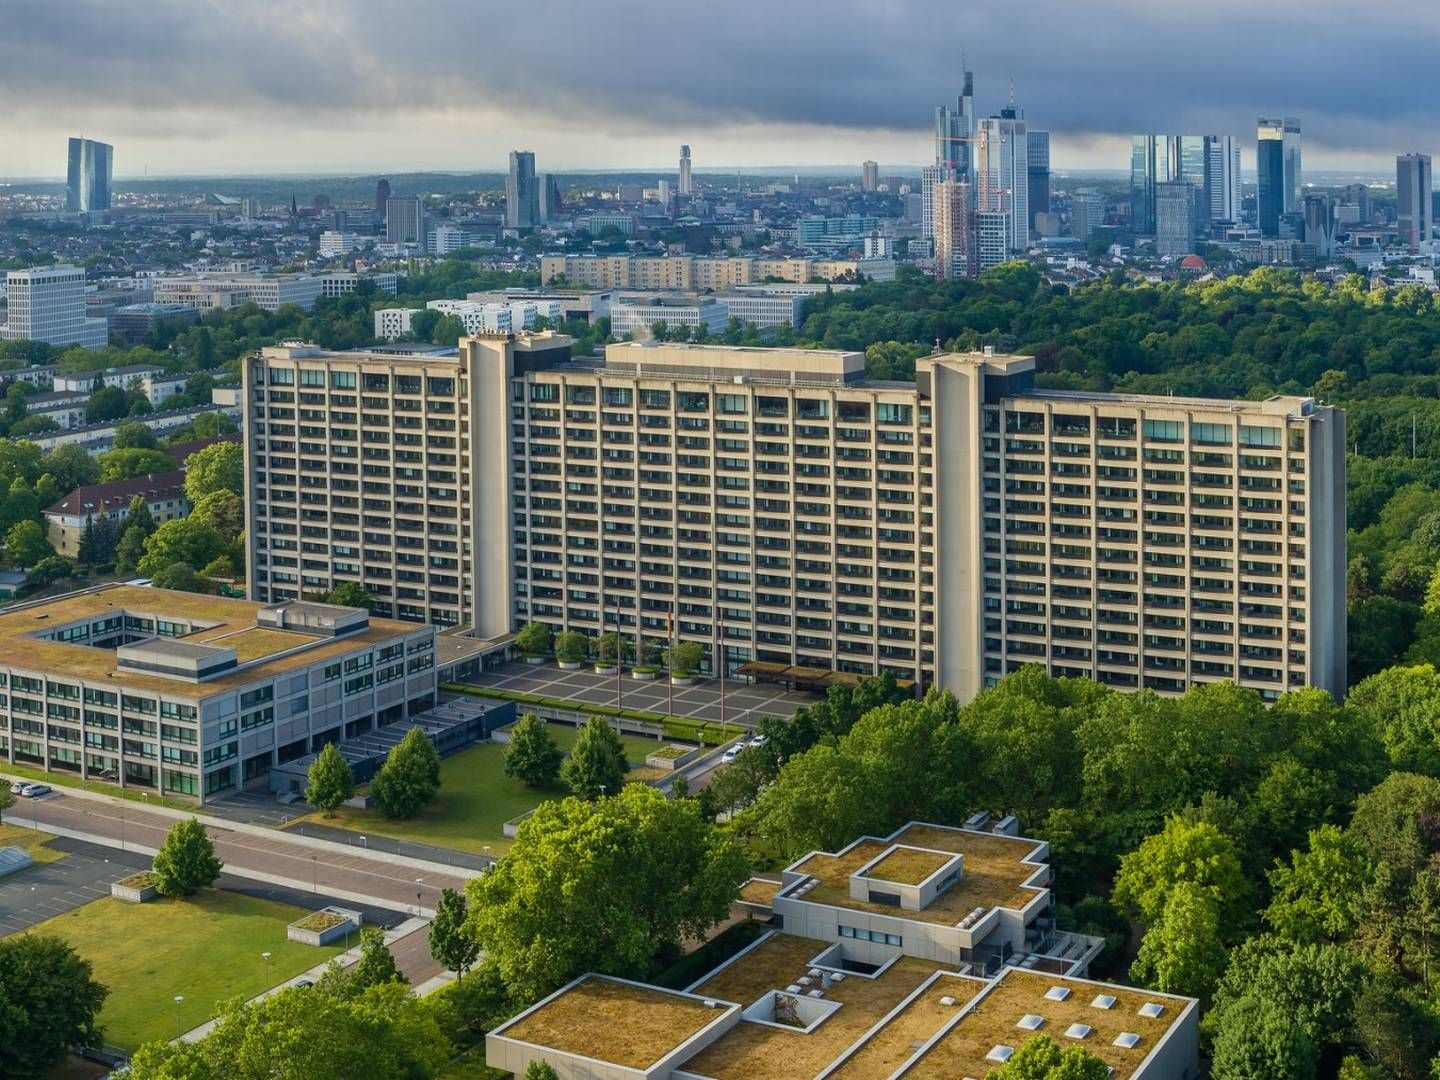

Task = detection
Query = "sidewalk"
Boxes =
[175,917,451,1042]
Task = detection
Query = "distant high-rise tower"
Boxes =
[66,137,113,212]
[1398,153,1433,252]
[1284,118,1302,213]
[1155,181,1201,256]
[374,178,391,215]
[385,195,425,245]
[1129,135,1170,235]
[539,174,562,223]
[507,151,539,229]
[1256,118,1293,236]
[976,105,1029,253]
[933,68,975,179]
[678,145,693,196]
[861,160,879,193]
[1026,131,1050,231]
[1304,193,1337,257]
[933,178,975,280]
[1205,136,1242,224]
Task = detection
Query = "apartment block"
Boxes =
[488,820,1198,1080]
[246,339,1346,702]
[0,585,436,802]
[2,265,109,348]
[539,254,896,291]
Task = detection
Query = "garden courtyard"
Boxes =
[25,890,343,1050]
[289,719,672,856]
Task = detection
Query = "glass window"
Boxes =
[1142,419,1182,442]
[1191,422,1232,445]
[268,367,295,386]
[332,371,357,389]
[1240,424,1282,448]
[299,369,326,387]
[531,383,559,403]
[877,403,912,424]
[717,394,747,415]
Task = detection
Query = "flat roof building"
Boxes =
[488,821,1199,1080]
[246,339,1346,702]
[0,585,437,801]
[2,265,109,349]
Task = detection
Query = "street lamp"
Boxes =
[415,878,424,918]
[262,951,271,986]
[173,995,184,1038]
[310,855,317,894]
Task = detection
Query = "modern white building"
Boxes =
[713,292,807,330]
[373,300,563,341]
[976,110,1030,253]
[319,231,366,257]
[53,363,165,395]
[2,266,109,348]
[609,298,729,339]
[385,196,426,246]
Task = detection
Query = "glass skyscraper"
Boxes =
[66,137,113,212]
[1257,118,1293,237]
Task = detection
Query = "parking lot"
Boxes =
[463,660,819,730]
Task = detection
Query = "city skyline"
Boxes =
[3,1,1440,178]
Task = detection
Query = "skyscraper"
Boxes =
[1397,153,1433,252]
[1257,119,1287,237]
[920,164,945,241]
[934,69,975,178]
[1304,193,1336,258]
[1129,135,1170,235]
[1026,130,1050,231]
[678,145,692,195]
[976,106,1028,253]
[861,160,879,192]
[1205,136,1242,225]
[385,195,425,245]
[933,178,975,279]
[1155,181,1200,256]
[66,137,113,212]
[506,151,539,229]
[374,178,391,215]
[1284,118,1303,213]
[539,173,562,223]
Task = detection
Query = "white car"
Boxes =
[748,734,768,749]
[721,747,741,764]
[8,780,25,795]
[17,782,51,798]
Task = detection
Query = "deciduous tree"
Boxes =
[151,817,223,897]
[503,713,563,789]
[0,934,109,1077]
[370,728,441,819]
[428,888,479,981]
[305,742,356,818]
[561,716,629,799]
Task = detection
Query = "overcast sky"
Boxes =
[1,0,1435,179]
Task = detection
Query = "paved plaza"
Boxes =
[463,660,819,730]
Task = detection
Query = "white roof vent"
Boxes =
[1113,1032,1141,1049]
[1065,1023,1092,1040]
[1091,994,1117,1010]
[1138,1002,1165,1018]
[1044,986,1071,1002]
[1016,1014,1045,1031]
[985,1045,1015,1064]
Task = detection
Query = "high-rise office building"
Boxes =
[934,69,975,179]
[246,340,1347,702]
[1070,189,1106,241]
[933,179,975,280]
[66,137,113,212]
[1027,131,1050,232]
[1129,135,1170,235]
[374,178,391,215]
[861,160,879,192]
[920,164,945,241]
[506,151,539,229]
[1155,181,1201,256]
[976,107,1029,253]
[384,196,425,245]
[678,145,693,195]
[1258,117,1302,235]
[2,265,109,347]
[1304,193,1336,258]
[1342,183,1371,224]
[1397,153,1433,252]
[539,173,562,223]
[1205,136,1242,225]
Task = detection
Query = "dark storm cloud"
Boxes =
[3,0,1440,154]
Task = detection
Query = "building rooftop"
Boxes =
[494,975,734,1071]
[787,824,1047,925]
[0,584,424,697]
[164,432,241,466]
[45,470,185,517]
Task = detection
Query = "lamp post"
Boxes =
[262,951,271,987]
[415,878,424,918]
[174,994,184,1039]
[310,855,317,894]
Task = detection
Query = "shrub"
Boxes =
[515,622,553,657]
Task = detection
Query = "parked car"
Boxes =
[9,780,25,795]
[721,747,741,764]
[17,782,51,798]
[748,733,768,748]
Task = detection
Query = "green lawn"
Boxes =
[291,723,666,855]
[26,891,342,1050]
[0,821,68,865]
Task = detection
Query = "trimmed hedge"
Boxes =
[442,684,734,746]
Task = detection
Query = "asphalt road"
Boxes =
[6,791,473,913]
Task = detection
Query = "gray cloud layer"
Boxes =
[2,0,1438,166]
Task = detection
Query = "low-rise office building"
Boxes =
[488,820,1199,1080]
[610,297,729,339]
[0,585,437,801]
[245,338,1346,702]
[539,254,896,290]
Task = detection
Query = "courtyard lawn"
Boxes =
[26,891,342,1051]
[290,722,670,856]
[0,822,69,865]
